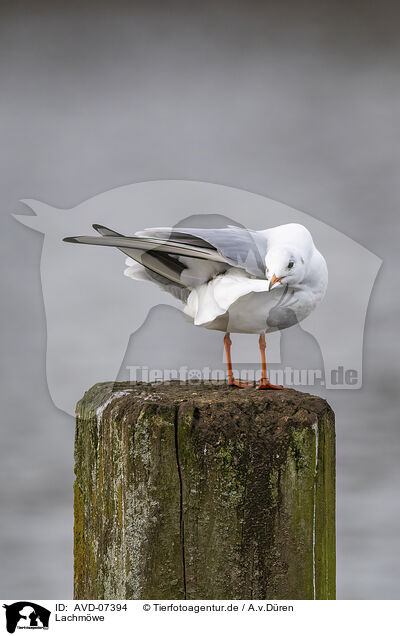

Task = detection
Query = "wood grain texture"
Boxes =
[74,382,335,599]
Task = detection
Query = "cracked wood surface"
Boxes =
[74,382,336,599]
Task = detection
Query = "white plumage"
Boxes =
[64,221,328,389]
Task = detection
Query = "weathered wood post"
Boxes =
[74,382,335,600]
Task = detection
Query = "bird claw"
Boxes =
[256,380,285,390]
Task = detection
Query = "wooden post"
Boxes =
[74,382,335,600]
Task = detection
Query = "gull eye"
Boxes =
[288,261,294,269]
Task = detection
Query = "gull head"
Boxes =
[265,245,306,291]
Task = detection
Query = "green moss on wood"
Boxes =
[73,481,85,599]
[314,412,336,599]
[74,382,335,600]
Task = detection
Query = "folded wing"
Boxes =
[136,225,268,278]
[63,224,268,304]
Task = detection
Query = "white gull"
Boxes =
[64,222,328,389]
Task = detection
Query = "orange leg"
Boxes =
[257,333,284,390]
[224,333,253,388]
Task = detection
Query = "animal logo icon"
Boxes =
[2,602,51,633]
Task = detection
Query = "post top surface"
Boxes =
[78,381,333,423]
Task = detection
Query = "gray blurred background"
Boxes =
[1,0,399,599]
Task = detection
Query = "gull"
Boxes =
[63,222,328,389]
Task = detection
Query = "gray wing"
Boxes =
[137,226,268,278]
[65,224,192,300]
[63,224,268,301]
[65,224,229,301]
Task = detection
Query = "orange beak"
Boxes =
[268,274,283,291]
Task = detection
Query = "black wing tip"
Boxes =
[92,223,122,236]
[63,236,79,243]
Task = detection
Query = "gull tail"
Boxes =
[63,224,224,261]
[63,223,127,247]
[63,224,225,290]
[63,224,225,263]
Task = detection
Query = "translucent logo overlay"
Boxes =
[15,181,381,416]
